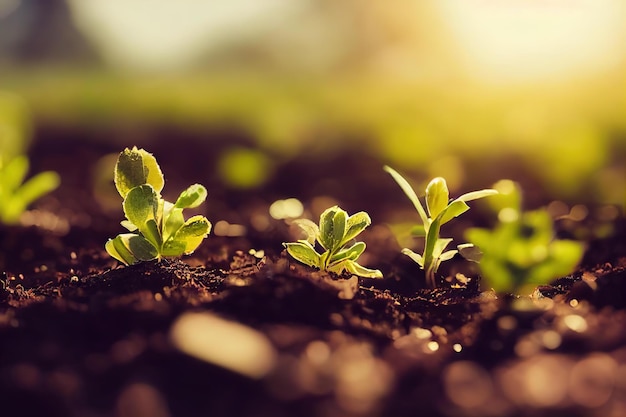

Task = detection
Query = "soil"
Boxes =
[1,132,626,417]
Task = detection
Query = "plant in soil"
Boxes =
[384,165,497,288]
[465,179,584,294]
[105,146,211,265]
[283,205,383,278]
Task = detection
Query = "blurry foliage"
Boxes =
[0,154,60,225]
[0,92,59,225]
[3,71,626,207]
[466,180,584,295]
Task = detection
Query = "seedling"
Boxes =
[384,166,497,288]
[283,206,383,278]
[105,147,211,265]
[0,155,60,225]
[465,180,584,294]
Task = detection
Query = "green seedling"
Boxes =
[283,206,383,278]
[384,166,497,288]
[465,180,584,294]
[105,147,211,265]
[0,155,60,225]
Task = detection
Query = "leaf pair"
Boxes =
[0,155,60,224]
[385,166,497,288]
[284,206,382,278]
[105,147,211,265]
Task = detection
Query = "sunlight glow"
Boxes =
[438,0,626,84]
[66,0,301,71]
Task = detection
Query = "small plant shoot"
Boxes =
[465,179,584,294]
[105,147,211,265]
[0,155,60,225]
[284,206,383,278]
[384,166,497,288]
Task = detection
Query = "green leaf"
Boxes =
[163,205,185,242]
[142,218,163,250]
[439,249,458,262]
[457,188,498,202]
[319,206,346,251]
[105,236,135,265]
[175,184,207,208]
[114,147,164,198]
[127,234,160,261]
[329,241,366,264]
[438,200,470,225]
[432,238,453,258]
[122,184,159,230]
[423,216,442,271]
[344,260,383,278]
[164,215,211,255]
[426,177,449,218]
[106,234,158,265]
[284,241,321,268]
[384,166,429,225]
[339,211,371,247]
[401,248,424,267]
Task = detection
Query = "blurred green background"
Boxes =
[1,0,625,209]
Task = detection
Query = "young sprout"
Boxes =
[0,155,60,225]
[384,166,497,288]
[465,179,584,294]
[105,147,211,265]
[283,206,383,278]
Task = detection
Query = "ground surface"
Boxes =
[1,135,626,417]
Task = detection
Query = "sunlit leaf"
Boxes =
[284,241,320,268]
[106,233,158,265]
[163,207,185,242]
[330,242,366,264]
[439,249,458,262]
[123,184,158,229]
[344,260,383,278]
[426,177,449,218]
[175,183,207,209]
[114,147,164,198]
[401,248,424,267]
[457,189,498,202]
[319,206,346,251]
[438,200,470,225]
[384,166,428,225]
[169,215,211,254]
[340,211,371,246]
[432,238,453,258]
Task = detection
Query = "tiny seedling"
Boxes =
[384,166,497,288]
[105,147,211,265]
[465,179,584,294]
[283,206,383,278]
[0,155,60,225]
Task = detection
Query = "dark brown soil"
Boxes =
[1,133,626,417]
